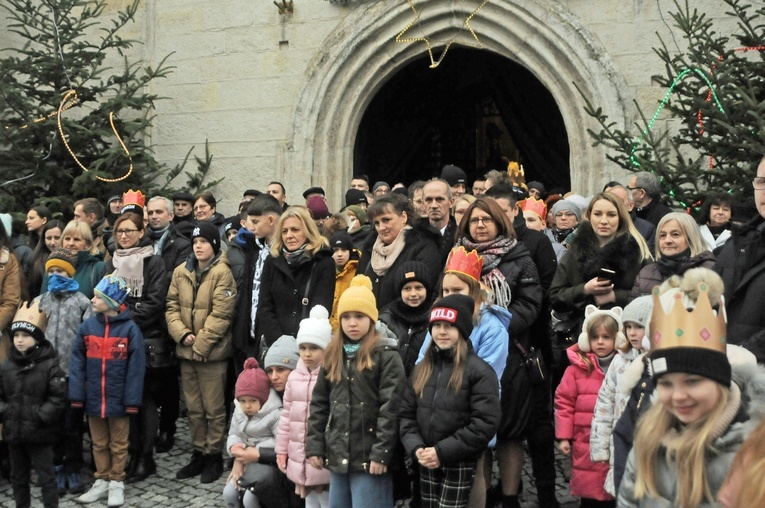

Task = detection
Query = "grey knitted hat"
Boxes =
[622,295,653,329]
[551,200,582,221]
[263,335,299,371]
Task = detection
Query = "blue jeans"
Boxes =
[329,471,393,507]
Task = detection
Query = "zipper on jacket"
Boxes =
[101,319,110,418]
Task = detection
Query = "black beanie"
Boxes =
[650,347,732,387]
[329,231,354,252]
[441,164,467,186]
[429,294,474,341]
[395,261,431,295]
[191,221,221,254]
[345,188,368,207]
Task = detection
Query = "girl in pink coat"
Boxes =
[555,305,623,507]
[275,306,331,508]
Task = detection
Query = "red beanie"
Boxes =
[235,358,271,406]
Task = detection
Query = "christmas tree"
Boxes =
[581,0,765,210]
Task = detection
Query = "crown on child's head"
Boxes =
[519,197,547,221]
[120,189,146,215]
[445,246,483,282]
[11,300,48,342]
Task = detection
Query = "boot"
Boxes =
[107,480,125,507]
[54,465,67,496]
[200,453,223,484]
[126,453,157,483]
[501,495,520,508]
[66,468,86,494]
[77,479,109,504]
[124,451,138,480]
[176,451,205,480]
[537,484,561,508]
[155,431,175,453]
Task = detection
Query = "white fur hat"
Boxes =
[578,304,626,352]
[296,305,332,350]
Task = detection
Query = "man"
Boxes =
[73,197,106,253]
[408,180,427,218]
[302,186,325,202]
[604,183,656,253]
[343,188,368,210]
[627,171,672,226]
[146,197,191,281]
[440,164,467,198]
[266,181,289,211]
[171,192,194,223]
[422,179,457,266]
[715,155,765,362]
[372,181,390,197]
[350,176,370,192]
[472,177,486,196]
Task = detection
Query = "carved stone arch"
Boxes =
[283,0,630,207]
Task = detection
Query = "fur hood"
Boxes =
[716,362,765,449]
[570,224,643,282]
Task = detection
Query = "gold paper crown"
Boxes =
[519,197,547,221]
[12,300,48,332]
[445,246,483,282]
[649,283,726,353]
[121,189,145,211]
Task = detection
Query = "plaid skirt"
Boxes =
[419,461,477,508]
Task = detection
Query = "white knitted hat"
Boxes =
[621,295,653,351]
[578,304,626,352]
[296,305,332,350]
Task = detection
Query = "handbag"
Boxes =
[514,338,546,385]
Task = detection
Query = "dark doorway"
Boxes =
[354,48,570,191]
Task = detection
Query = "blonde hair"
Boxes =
[720,419,765,508]
[586,192,653,262]
[580,314,619,374]
[323,317,380,383]
[61,220,99,254]
[633,382,730,507]
[655,212,708,260]
[412,335,469,397]
[270,205,329,257]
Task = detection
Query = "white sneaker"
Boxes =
[77,479,109,503]
[107,480,125,507]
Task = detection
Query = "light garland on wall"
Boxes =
[396,0,490,69]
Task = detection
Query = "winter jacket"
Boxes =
[0,248,21,343]
[35,290,94,374]
[305,334,406,473]
[493,243,542,347]
[635,199,672,227]
[380,299,432,377]
[256,248,336,347]
[631,250,715,296]
[231,231,268,360]
[699,223,731,252]
[349,224,372,251]
[68,308,146,418]
[153,225,191,283]
[275,359,331,487]
[226,388,282,453]
[40,250,106,300]
[399,344,500,464]
[358,223,441,310]
[226,236,246,282]
[331,259,358,330]
[166,252,237,362]
[618,363,765,507]
[590,347,641,495]
[514,216,558,292]
[417,303,511,383]
[554,344,612,501]
[0,340,67,444]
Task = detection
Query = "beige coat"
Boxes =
[0,248,21,364]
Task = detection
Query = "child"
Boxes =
[69,275,146,507]
[399,294,501,508]
[0,301,66,508]
[275,305,332,508]
[329,231,358,330]
[34,248,93,495]
[590,295,652,495]
[555,305,622,507]
[305,275,406,507]
[223,357,283,508]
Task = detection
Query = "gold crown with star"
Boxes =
[445,246,483,282]
[649,283,727,354]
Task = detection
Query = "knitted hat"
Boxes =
[337,275,378,322]
[191,221,221,255]
[578,304,626,352]
[527,181,546,195]
[236,358,271,406]
[302,186,325,199]
[551,199,582,222]
[222,216,241,235]
[94,274,130,310]
[622,295,653,350]
[429,294,474,341]
[329,231,354,252]
[345,205,368,224]
[297,305,332,350]
[394,261,431,295]
[264,335,299,371]
[372,181,390,193]
[345,188,368,207]
[11,300,48,343]
[306,195,331,220]
[440,165,467,187]
[172,191,194,204]
[45,248,77,277]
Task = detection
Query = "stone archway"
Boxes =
[282,0,631,208]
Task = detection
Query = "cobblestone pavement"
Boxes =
[0,417,578,507]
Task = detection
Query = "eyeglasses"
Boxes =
[115,229,139,236]
[752,177,765,190]
[193,203,211,211]
[626,186,643,192]
[469,216,495,226]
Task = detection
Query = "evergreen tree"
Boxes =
[581,0,765,210]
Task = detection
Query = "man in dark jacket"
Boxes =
[422,179,458,267]
[627,171,672,227]
[605,183,656,253]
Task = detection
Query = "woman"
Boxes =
[632,212,715,296]
[27,220,64,299]
[104,213,168,483]
[194,191,226,240]
[257,206,336,349]
[358,193,440,310]
[456,197,543,508]
[696,192,733,252]
[0,221,22,363]
[452,194,476,228]
[25,205,51,249]
[40,221,105,300]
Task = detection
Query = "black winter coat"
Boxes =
[378,299,432,376]
[0,341,67,444]
[493,244,543,346]
[399,344,500,464]
[232,232,266,357]
[157,226,191,282]
[256,248,336,347]
[513,217,558,292]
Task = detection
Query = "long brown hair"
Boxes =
[322,316,380,383]
[412,332,469,397]
[720,418,765,507]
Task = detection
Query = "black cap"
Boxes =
[329,231,354,252]
[223,216,240,234]
[172,192,194,203]
[243,189,262,198]
[429,294,475,342]
[191,221,221,255]
[302,187,325,199]
[441,165,467,186]
[345,188,368,207]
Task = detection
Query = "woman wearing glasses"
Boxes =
[104,212,169,484]
[456,197,543,508]
[193,191,227,243]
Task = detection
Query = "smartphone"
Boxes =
[598,268,616,282]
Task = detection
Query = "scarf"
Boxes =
[552,225,576,243]
[371,225,411,276]
[343,342,361,358]
[110,245,154,298]
[460,235,517,309]
[250,238,271,337]
[148,225,171,255]
[48,273,80,294]
[283,244,309,266]
[656,248,692,277]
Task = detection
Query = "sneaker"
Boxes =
[107,480,124,507]
[77,479,109,504]
[67,470,86,495]
[54,465,67,496]
[199,453,223,484]
[176,451,205,480]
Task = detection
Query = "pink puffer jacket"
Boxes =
[275,359,330,487]
[554,344,613,501]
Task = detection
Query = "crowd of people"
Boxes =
[1,158,765,508]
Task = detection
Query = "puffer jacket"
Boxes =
[380,298,432,377]
[35,289,94,374]
[331,258,358,330]
[631,250,715,296]
[618,363,765,507]
[68,308,146,418]
[554,344,612,501]
[493,244,542,347]
[305,334,406,473]
[41,250,105,300]
[166,252,237,362]
[275,359,331,487]
[399,343,500,464]
[0,340,67,444]
[0,248,21,353]
[226,388,282,453]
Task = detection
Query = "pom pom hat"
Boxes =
[430,294,474,341]
[337,275,378,322]
[578,304,625,352]
[94,274,130,311]
[236,358,271,406]
[11,300,48,343]
[45,248,77,277]
[297,305,332,350]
